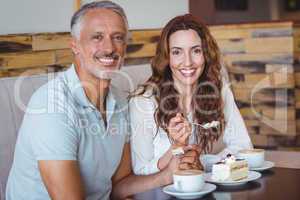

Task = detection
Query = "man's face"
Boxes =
[71,8,127,80]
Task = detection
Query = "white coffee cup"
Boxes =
[173,169,204,193]
[238,149,265,168]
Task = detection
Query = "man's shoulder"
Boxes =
[28,70,76,111]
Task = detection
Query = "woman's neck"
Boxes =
[180,95,192,115]
[174,81,195,115]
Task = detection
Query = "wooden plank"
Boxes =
[260,120,297,136]
[254,90,294,104]
[0,66,57,77]
[244,119,260,127]
[0,51,55,69]
[32,33,71,51]
[217,39,245,54]
[293,28,300,37]
[211,27,292,40]
[239,107,262,120]
[265,64,294,73]
[0,70,9,78]
[126,43,157,58]
[249,134,277,147]
[297,119,300,130]
[55,49,73,64]
[0,35,32,53]
[227,62,265,74]
[244,73,295,88]
[210,21,293,31]
[296,89,300,102]
[245,37,293,53]
[0,35,32,45]
[231,73,295,89]
[228,64,294,75]
[251,28,292,38]
[129,29,161,44]
[232,87,294,104]
[293,35,300,52]
[247,126,259,135]
[226,63,265,74]
[210,29,250,40]
[261,107,295,120]
[232,87,251,101]
[232,81,295,90]
[295,72,300,87]
[74,0,81,11]
[124,57,152,66]
[223,53,294,66]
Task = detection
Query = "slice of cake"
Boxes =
[212,154,249,181]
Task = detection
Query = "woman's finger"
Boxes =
[179,163,193,170]
[180,156,196,164]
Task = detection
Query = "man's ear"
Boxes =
[70,37,80,55]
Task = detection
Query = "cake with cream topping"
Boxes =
[212,154,249,181]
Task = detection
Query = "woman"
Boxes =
[129,14,252,175]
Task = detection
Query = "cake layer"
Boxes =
[212,156,249,181]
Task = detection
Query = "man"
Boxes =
[6,1,201,199]
[6,1,130,199]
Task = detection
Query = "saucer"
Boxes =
[250,161,274,171]
[204,171,261,186]
[162,183,216,199]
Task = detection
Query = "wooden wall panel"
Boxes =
[0,21,299,148]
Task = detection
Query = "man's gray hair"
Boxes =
[71,0,128,38]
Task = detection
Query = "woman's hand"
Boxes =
[162,145,203,185]
[167,113,192,145]
[179,145,203,171]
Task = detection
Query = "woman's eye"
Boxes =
[171,50,181,55]
[193,48,202,54]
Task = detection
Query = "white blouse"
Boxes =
[129,83,252,175]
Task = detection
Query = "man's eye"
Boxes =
[113,35,125,42]
[92,35,103,40]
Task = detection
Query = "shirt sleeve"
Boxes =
[129,95,161,175]
[217,83,253,158]
[28,111,79,161]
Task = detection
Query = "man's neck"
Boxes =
[75,63,110,115]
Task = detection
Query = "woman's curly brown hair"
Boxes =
[131,14,225,153]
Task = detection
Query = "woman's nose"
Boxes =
[184,53,192,67]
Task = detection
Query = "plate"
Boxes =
[162,183,216,199]
[204,171,261,186]
[251,161,274,171]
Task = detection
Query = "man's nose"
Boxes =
[102,37,115,54]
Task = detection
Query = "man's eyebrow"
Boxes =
[92,32,103,35]
[112,31,127,36]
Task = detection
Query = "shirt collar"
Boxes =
[64,64,117,113]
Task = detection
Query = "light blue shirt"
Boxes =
[6,65,129,200]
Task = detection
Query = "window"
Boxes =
[215,0,248,11]
[285,0,300,11]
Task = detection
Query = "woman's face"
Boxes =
[169,29,205,91]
